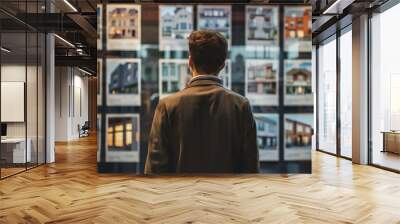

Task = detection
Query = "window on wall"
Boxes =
[371,3,400,171]
[317,36,337,154]
[339,27,352,158]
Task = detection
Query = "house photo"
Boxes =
[284,114,313,161]
[197,5,231,47]
[106,58,141,106]
[106,4,141,50]
[245,59,279,106]
[284,60,312,105]
[159,5,193,51]
[106,114,140,163]
[254,114,279,161]
[284,7,312,53]
[245,6,279,46]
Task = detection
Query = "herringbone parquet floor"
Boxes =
[1,135,400,224]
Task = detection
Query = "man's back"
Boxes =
[144,75,259,174]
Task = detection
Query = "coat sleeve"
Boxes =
[144,101,171,174]
[241,100,260,173]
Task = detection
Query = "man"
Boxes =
[145,30,259,174]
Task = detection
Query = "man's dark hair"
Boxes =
[188,30,228,75]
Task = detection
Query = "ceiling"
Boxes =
[311,0,391,44]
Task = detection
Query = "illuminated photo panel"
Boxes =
[284,60,312,105]
[284,114,313,161]
[245,59,279,106]
[106,114,140,162]
[197,5,231,48]
[245,5,279,52]
[107,4,141,51]
[284,7,312,53]
[106,58,141,106]
[254,113,279,161]
[159,5,193,51]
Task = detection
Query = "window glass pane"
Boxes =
[371,4,400,171]
[1,31,27,177]
[318,37,337,154]
[339,29,352,158]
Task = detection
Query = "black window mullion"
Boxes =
[278,5,285,164]
[315,44,319,151]
[25,0,28,171]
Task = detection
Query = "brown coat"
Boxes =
[145,75,259,174]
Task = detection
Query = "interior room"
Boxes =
[0,9,46,178]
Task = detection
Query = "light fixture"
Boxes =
[54,34,75,48]
[1,47,11,53]
[63,0,78,12]
[78,67,93,76]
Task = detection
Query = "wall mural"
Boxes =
[97,3,313,174]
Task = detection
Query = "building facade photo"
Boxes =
[254,114,279,161]
[246,6,279,46]
[197,5,231,47]
[106,114,140,163]
[106,59,141,106]
[284,60,312,105]
[245,60,279,106]
[159,6,193,50]
[284,7,312,52]
[106,4,141,50]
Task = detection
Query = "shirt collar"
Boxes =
[187,75,223,88]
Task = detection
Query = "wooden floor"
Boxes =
[1,135,400,223]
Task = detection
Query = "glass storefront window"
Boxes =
[98,3,313,173]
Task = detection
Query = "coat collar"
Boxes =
[187,75,223,88]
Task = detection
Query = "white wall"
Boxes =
[55,67,89,141]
